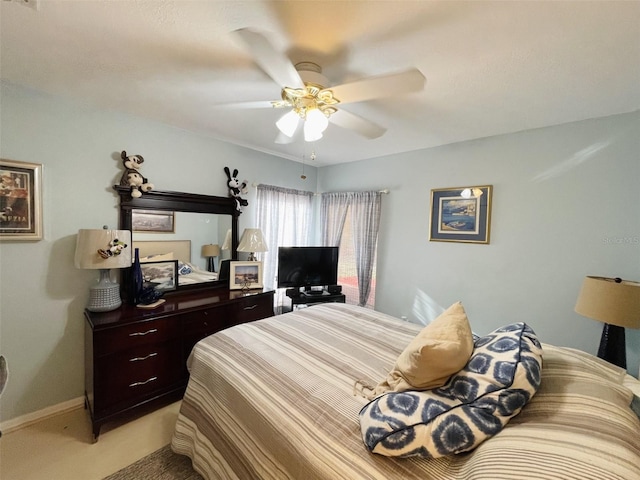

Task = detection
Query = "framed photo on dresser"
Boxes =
[229,261,263,290]
[140,259,178,292]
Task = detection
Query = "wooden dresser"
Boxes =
[84,288,274,441]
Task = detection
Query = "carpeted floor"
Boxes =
[103,445,204,480]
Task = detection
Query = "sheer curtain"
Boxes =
[256,184,314,311]
[350,192,382,306]
[320,191,382,307]
[320,192,350,246]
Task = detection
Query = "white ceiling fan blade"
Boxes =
[234,28,304,89]
[329,110,386,139]
[213,100,280,110]
[329,68,426,104]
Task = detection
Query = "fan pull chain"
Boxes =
[300,145,307,180]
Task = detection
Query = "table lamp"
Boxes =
[237,228,268,261]
[74,226,132,312]
[202,244,221,272]
[575,276,640,369]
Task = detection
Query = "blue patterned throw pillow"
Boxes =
[178,262,192,275]
[359,322,543,458]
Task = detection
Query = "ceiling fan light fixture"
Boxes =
[306,108,329,132]
[304,123,323,142]
[276,110,300,137]
[303,107,329,142]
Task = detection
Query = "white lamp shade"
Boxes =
[304,124,323,142]
[276,110,300,138]
[306,108,329,132]
[575,276,640,329]
[221,229,232,251]
[74,229,132,269]
[304,108,328,142]
[237,228,268,253]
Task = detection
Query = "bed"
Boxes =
[136,240,218,286]
[171,303,640,480]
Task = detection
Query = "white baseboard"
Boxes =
[0,396,85,435]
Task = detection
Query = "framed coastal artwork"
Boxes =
[0,159,43,241]
[429,185,493,244]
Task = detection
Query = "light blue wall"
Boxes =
[319,111,640,378]
[0,82,317,421]
[1,81,638,424]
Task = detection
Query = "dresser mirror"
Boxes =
[115,186,239,293]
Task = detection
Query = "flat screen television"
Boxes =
[277,246,339,290]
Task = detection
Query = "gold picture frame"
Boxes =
[0,159,43,241]
[429,185,493,244]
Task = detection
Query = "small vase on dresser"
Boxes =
[130,247,143,305]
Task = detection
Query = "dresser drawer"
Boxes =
[231,294,274,324]
[183,305,230,337]
[94,317,179,357]
[95,343,182,409]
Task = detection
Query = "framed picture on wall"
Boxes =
[229,261,263,290]
[429,185,493,244]
[132,209,175,233]
[0,159,43,241]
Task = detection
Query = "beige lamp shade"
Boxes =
[575,276,640,329]
[74,228,132,269]
[237,228,268,253]
[202,244,221,257]
[74,227,132,313]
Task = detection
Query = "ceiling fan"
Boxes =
[229,28,427,144]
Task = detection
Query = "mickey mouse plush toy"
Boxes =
[97,238,128,259]
[120,150,154,198]
[224,166,248,214]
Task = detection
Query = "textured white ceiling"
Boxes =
[1,0,639,166]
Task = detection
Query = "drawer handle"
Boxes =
[129,328,158,337]
[129,377,157,388]
[129,352,158,362]
[243,304,258,310]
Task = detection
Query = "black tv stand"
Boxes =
[284,289,346,312]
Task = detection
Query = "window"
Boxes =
[321,191,382,308]
[337,207,377,308]
[255,184,314,311]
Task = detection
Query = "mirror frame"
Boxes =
[114,185,239,294]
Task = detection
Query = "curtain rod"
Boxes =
[252,183,389,194]
[313,189,389,196]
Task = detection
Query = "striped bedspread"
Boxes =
[172,303,640,480]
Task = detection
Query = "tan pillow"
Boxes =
[374,302,474,396]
